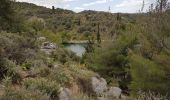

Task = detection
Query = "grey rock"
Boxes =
[91,77,107,96]
[59,88,71,100]
[40,42,57,54]
[107,87,122,99]
[41,42,57,49]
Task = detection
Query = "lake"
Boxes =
[64,43,87,57]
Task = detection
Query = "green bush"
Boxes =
[0,32,38,64]
[52,48,80,64]
[22,61,32,70]
[48,67,73,86]
[0,58,22,83]
[23,78,60,99]
[129,54,170,96]
[0,77,49,100]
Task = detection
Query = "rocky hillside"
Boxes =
[14,2,122,36]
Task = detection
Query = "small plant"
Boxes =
[22,61,32,71]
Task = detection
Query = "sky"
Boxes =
[16,0,157,13]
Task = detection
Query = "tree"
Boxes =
[28,17,46,32]
[52,6,55,14]
[156,0,169,12]
[0,0,14,31]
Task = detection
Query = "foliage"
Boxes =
[28,17,46,32]
[51,48,80,64]
[85,32,138,89]
[40,30,62,44]
[48,66,74,86]
[0,0,14,31]
[23,78,60,99]
[0,58,22,83]
[0,32,38,64]
[129,54,170,95]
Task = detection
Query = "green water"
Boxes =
[64,43,87,57]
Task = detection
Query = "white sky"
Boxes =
[16,0,162,13]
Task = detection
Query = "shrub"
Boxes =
[52,48,80,64]
[0,32,37,64]
[48,67,73,86]
[0,77,49,100]
[23,78,60,99]
[129,54,170,96]
[0,58,22,84]
[22,61,32,71]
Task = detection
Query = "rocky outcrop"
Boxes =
[58,76,125,100]
[90,76,125,100]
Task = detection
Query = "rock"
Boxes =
[40,42,57,54]
[41,42,57,49]
[107,87,122,99]
[91,77,107,96]
[59,88,71,100]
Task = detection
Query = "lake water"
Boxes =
[64,43,86,57]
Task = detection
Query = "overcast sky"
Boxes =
[17,0,157,13]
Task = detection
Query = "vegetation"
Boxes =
[0,0,170,99]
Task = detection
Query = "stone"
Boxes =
[40,42,57,55]
[41,42,57,49]
[59,88,71,100]
[107,87,122,99]
[91,77,107,96]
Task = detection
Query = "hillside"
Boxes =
[0,0,170,100]
[14,2,120,37]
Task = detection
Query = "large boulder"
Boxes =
[91,77,107,96]
[59,88,71,100]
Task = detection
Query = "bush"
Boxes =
[129,54,170,96]
[0,77,50,100]
[0,32,37,64]
[51,48,80,64]
[48,66,73,86]
[0,58,22,84]
[23,78,60,99]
